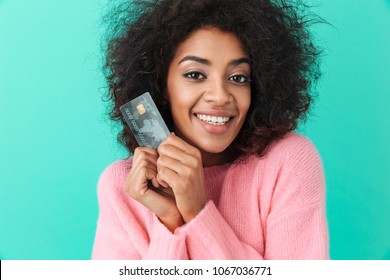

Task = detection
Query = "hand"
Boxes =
[157,134,208,223]
[125,147,183,232]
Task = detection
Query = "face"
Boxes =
[166,27,251,166]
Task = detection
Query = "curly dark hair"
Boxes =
[102,0,323,160]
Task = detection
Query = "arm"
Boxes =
[157,135,263,259]
[177,201,265,259]
[177,135,329,259]
[92,160,189,260]
[264,137,329,259]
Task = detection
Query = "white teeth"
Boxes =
[196,114,231,125]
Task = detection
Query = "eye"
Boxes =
[228,74,251,84]
[183,71,206,80]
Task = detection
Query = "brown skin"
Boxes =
[125,27,251,232]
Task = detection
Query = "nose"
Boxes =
[204,77,232,105]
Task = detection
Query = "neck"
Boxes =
[201,149,234,167]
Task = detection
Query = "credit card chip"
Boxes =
[136,103,146,115]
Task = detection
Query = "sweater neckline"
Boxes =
[203,162,232,183]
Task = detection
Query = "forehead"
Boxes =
[173,27,247,59]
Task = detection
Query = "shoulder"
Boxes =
[99,158,132,180]
[263,132,322,169]
[235,133,324,194]
[238,132,321,169]
[268,132,319,157]
[265,133,325,204]
[97,158,133,198]
[98,158,132,185]
[229,133,323,184]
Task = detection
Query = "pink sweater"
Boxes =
[92,133,329,259]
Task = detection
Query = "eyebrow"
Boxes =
[178,55,251,67]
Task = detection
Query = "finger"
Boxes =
[131,147,159,183]
[157,165,181,190]
[137,186,177,216]
[158,142,201,164]
[158,145,202,176]
[148,182,175,198]
[126,164,157,195]
[151,177,160,188]
[142,165,167,190]
[133,147,158,165]
[157,153,181,174]
[134,146,158,155]
[161,134,200,156]
[156,173,170,188]
[144,166,158,182]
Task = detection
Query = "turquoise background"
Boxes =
[0,0,389,260]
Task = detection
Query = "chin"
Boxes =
[197,142,231,154]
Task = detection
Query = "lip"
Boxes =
[193,112,234,135]
[193,109,236,118]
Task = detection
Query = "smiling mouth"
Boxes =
[195,114,232,126]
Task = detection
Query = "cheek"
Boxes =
[168,91,191,113]
[166,88,192,123]
[167,82,198,112]
[166,67,182,102]
[238,91,251,118]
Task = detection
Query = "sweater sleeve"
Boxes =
[176,135,329,260]
[176,201,264,259]
[264,137,329,259]
[92,160,188,260]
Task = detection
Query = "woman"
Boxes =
[92,0,329,259]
